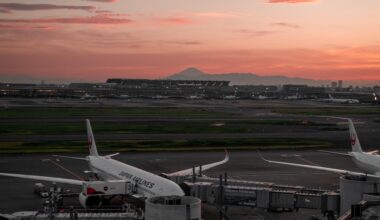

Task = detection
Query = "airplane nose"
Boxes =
[177,186,185,196]
[171,181,185,196]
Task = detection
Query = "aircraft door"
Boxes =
[126,181,137,194]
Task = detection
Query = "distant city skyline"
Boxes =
[0,0,380,83]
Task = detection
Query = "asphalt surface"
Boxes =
[0,98,379,219]
[0,150,358,219]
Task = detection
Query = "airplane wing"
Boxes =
[318,150,350,156]
[0,172,83,185]
[258,153,380,179]
[164,150,229,177]
[367,150,378,155]
[104,153,120,158]
[52,155,88,161]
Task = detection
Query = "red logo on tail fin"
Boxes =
[88,136,92,150]
[350,133,356,146]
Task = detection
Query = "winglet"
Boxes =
[86,119,99,156]
[104,152,120,158]
[257,150,270,163]
[224,148,229,161]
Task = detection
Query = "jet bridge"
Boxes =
[166,171,340,219]
[166,169,380,219]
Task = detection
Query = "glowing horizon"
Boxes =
[1,0,380,84]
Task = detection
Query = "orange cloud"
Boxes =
[271,22,301,29]
[160,40,203,46]
[267,0,317,3]
[193,12,241,18]
[84,0,118,2]
[239,29,279,37]
[158,17,194,25]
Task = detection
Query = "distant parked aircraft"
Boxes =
[118,94,130,99]
[188,95,203,100]
[224,95,238,100]
[318,94,359,104]
[284,95,300,100]
[373,92,379,102]
[252,94,271,100]
[152,95,169,99]
[80,93,97,100]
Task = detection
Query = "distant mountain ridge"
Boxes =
[170,67,207,79]
[166,67,331,86]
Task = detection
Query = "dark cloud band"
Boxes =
[0,3,95,12]
[0,16,132,25]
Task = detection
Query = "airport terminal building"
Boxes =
[0,78,378,102]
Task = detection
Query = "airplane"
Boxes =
[251,94,271,100]
[152,95,169,99]
[188,95,202,100]
[283,95,301,100]
[318,94,359,104]
[117,94,131,99]
[373,92,379,102]
[260,117,380,178]
[0,119,229,207]
[223,95,238,100]
[80,93,97,101]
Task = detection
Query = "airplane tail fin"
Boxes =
[86,119,99,156]
[347,119,363,153]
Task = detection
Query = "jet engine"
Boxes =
[79,192,102,207]
[79,180,134,207]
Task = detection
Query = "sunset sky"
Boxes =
[0,0,379,83]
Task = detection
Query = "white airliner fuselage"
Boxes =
[88,156,184,197]
[319,95,360,104]
[261,117,380,178]
[349,152,380,175]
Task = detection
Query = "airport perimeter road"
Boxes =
[0,150,357,219]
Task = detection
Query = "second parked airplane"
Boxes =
[261,117,380,178]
